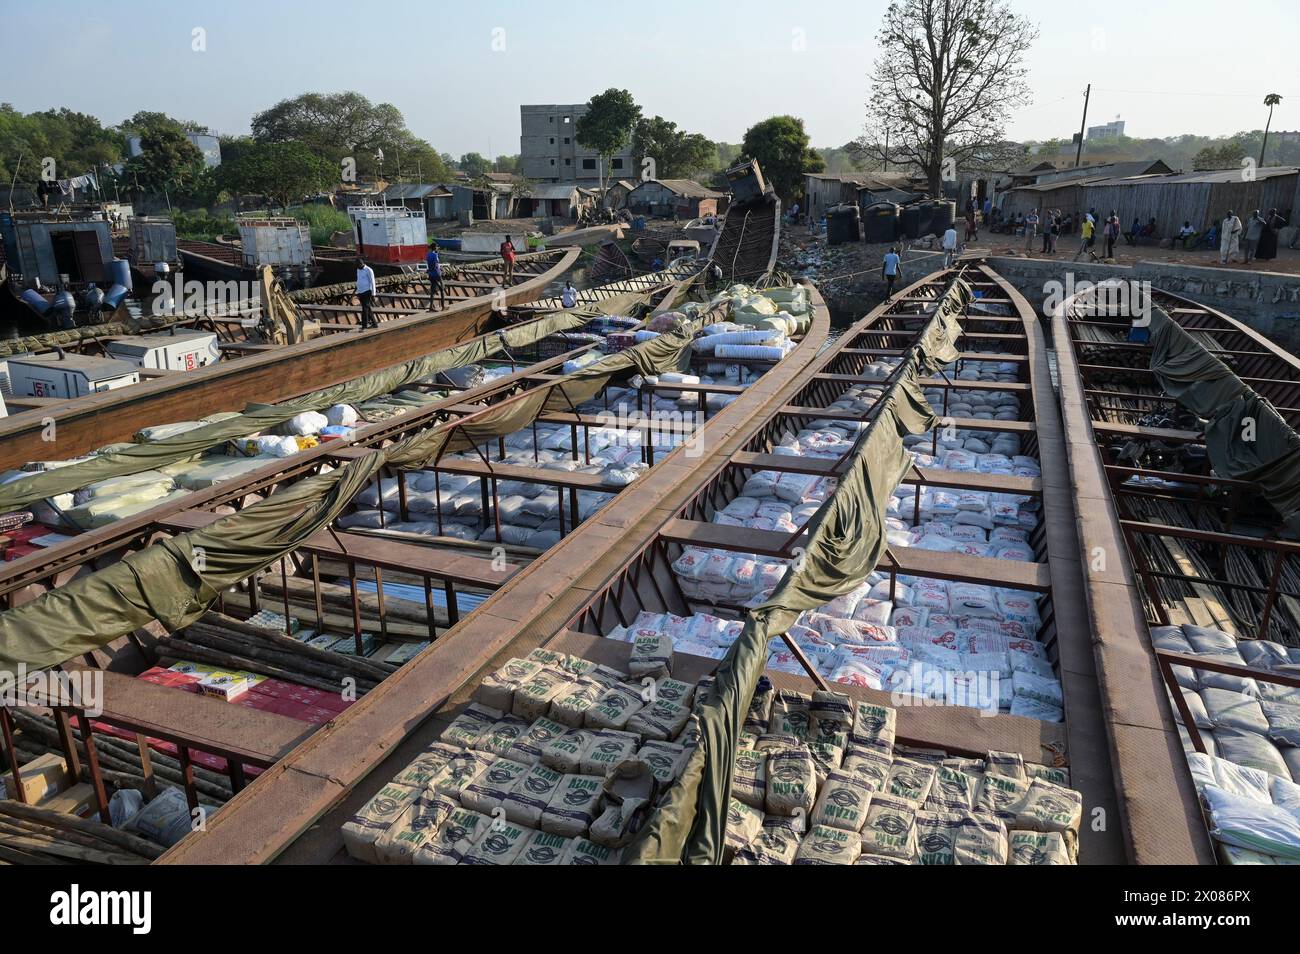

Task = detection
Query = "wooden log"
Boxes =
[179,626,384,688]
[0,799,163,858]
[194,614,396,679]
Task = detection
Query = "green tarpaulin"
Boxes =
[0,309,599,516]
[1148,306,1300,533]
[0,303,715,682]
[625,275,966,864]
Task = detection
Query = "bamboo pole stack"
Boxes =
[0,800,161,865]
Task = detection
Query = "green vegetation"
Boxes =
[576,88,641,193]
[740,115,824,202]
[215,140,336,208]
[170,208,236,242]
[291,203,353,245]
[631,116,716,180]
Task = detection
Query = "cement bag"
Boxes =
[326,404,359,426]
[915,809,963,865]
[810,770,874,832]
[1016,778,1083,835]
[733,827,801,865]
[504,716,568,765]
[926,766,978,813]
[886,758,937,806]
[430,750,495,800]
[512,668,575,722]
[793,824,862,865]
[588,760,661,848]
[502,763,565,827]
[583,684,645,730]
[637,741,688,785]
[842,747,892,791]
[725,797,765,859]
[974,773,1030,823]
[460,820,534,865]
[860,794,918,860]
[1009,830,1073,865]
[578,729,640,776]
[374,792,457,864]
[460,757,530,814]
[765,746,817,816]
[626,698,690,741]
[540,729,593,773]
[769,690,812,739]
[341,782,420,863]
[733,746,768,810]
[952,812,1009,865]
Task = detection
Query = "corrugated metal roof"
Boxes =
[1084,165,1298,187]
[632,178,723,198]
[380,183,438,200]
[525,184,580,200]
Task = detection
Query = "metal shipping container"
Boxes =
[106,331,220,371]
[7,353,140,399]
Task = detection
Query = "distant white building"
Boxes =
[126,132,222,167]
[1086,120,1126,141]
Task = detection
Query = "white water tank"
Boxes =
[106,331,220,371]
[7,352,140,399]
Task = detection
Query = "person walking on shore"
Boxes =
[1074,216,1098,261]
[1244,210,1265,262]
[942,224,958,268]
[1103,211,1120,259]
[1024,208,1039,251]
[1220,210,1242,264]
[882,246,901,299]
[356,258,377,329]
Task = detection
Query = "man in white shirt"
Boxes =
[1024,209,1039,251]
[356,259,378,329]
[1220,210,1242,264]
[560,281,578,308]
[942,226,958,268]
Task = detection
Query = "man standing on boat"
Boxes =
[561,280,578,308]
[500,235,516,284]
[882,246,901,299]
[426,242,445,310]
[356,258,378,329]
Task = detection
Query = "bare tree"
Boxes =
[858,0,1038,196]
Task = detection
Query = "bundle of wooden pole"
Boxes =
[0,800,161,865]
[157,612,397,695]
[7,708,231,803]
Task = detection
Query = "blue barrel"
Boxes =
[19,289,51,315]
[632,216,646,230]
[104,284,129,309]
[110,258,132,292]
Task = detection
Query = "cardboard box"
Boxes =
[3,752,71,802]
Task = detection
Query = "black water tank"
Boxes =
[917,199,938,237]
[931,200,957,236]
[864,203,899,243]
[826,204,861,245]
[899,204,922,240]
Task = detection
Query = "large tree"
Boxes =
[0,104,123,189]
[459,152,491,176]
[740,115,823,202]
[860,0,1037,196]
[123,125,205,201]
[575,88,641,196]
[631,116,716,180]
[251,91,406,169]
[216,140,336,208]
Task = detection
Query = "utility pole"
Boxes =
[884,129,889,172]
[1075,84,1091,168]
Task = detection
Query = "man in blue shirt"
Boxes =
[426,242,445,309]
[881,246,901,300]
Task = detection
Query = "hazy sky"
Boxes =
[2,0,1296,157]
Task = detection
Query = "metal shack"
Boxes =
[128,216,179,268]
[626,179,722,219]
[0,211,113,288]
[347,205,427,265]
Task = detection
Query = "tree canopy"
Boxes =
[631,116,716,181]
[576,88,641,191]
[740,115,823,202]
[123,126,205,202]
[0,104,122,187]
[458,152,491,176]
[860,0,1037,195]
[215,140,337,208]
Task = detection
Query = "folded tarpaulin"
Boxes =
[624,275,968,864]
[0,308,597,516]
[1148,306,1300,532]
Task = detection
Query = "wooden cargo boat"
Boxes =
[139,261,1124,865]
[1054,282,1300,864]
[0,248,579,471]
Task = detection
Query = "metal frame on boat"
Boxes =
[153,261,1125,865]
[1054,284,1300,864]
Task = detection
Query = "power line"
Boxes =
[1090,87,1293,99]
